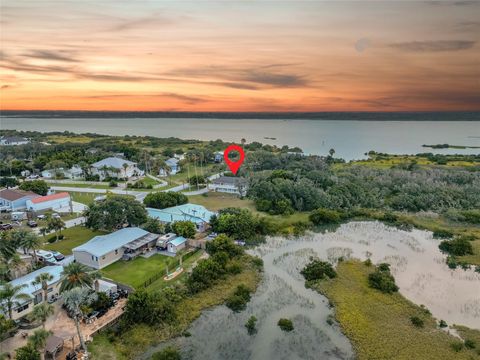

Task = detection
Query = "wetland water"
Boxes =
[141,221,480,360]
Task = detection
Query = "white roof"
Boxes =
[73,227,150,257]
[91,157,136,169]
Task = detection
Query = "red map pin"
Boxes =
[224,144,245,175]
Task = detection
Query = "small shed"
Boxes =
[167,236,187,254]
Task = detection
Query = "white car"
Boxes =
[35,250,57,263]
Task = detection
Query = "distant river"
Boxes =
[2,117,480,160]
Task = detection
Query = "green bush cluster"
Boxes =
[301,259,337,281]
[368,263,399,294]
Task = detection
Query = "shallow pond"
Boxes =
[141,221,480,359]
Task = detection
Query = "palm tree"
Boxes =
[329,148,335,157]
[21,232,41,264]
[0,282,30,319]
[28,328,52,360]
[241,138,246,147]
[62,288,97,355]
[60,262,97,292]
[46,217,65,242]
[32,272,54,302]
[31,303,54,329]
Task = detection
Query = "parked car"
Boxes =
[27,220,38,228]
[36,250,57,263]
[51,251,65,261]
[52,213,61,219]
[0,223,13,231]
[37,214,46,220]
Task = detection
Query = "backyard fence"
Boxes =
[141,248,200,289]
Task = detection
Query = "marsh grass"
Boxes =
[313,260,480,360]
[88,257,261,359]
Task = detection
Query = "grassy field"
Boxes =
[101,250,203,289]
[68,191,97,205]
[188,192,257,212]
[43,225,107,254]
[313,260,480,360]
[89,256,261,359]
[50,182,113,189]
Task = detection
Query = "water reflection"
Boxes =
[141,221,480,359]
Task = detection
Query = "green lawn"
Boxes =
[49,182,112,189]
[313,260,480,360]
[68,191,97,205]
[188,192,257,212]
[147,250,204,291]
[101,252,194,289]
[43,226,107,255]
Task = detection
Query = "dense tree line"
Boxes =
[247,156,480,214]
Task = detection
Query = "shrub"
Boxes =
[277,318,294,332]
[47,236,57,243]
[410,316,424,328]
[464,339,476,349]
[309,209,341,225]
[450,341,464,352]
[226,284,251,312]
[368,263,399,294]
[439,320,448,328]
[301,259,337,281]
[245,316,257,335]
[151,346,181,360]
[439,237,474,256]
[109,180,118,187]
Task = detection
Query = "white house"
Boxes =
[91,157,143,180]
[0,188,40,211]
[167,236,187,254]
[26,192,71,212]
[159,158,181,177]
[147,203,216,232]
[208,176,248,196]
[1,266,63,320]
[73,228,158,269]
[0,136,30,146]
[42,165,83,180]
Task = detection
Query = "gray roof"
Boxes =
[73,227,150,257]
[211,176,246,186]
[165,158,179,166]
[91,157,136,169]
[7,266,63,301]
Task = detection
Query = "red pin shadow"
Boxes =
[224,144,245,175]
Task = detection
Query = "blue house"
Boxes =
[147,203,216,232]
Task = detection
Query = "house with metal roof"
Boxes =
[159,157,181,177]
[0,188,40,211]
[208,176,248,196]
[26,192,71,212]
[147,203,216,232]
[72,227,159,269]
[2,266,63,320]
[90,157,143,180]
[167,236,187,254]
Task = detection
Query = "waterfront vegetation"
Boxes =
[88,236,262,359]
[312,260,480,360]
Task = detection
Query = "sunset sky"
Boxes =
[1,1,479,112]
